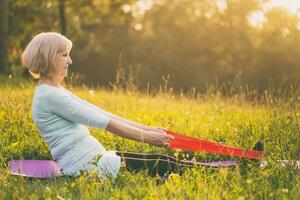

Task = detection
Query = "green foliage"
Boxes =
[5,0,300,92]
[0,77,300,199]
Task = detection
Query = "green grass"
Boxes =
[0,78,300,199]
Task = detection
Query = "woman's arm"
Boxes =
[105,119,173,147]
[44,89,173,147]
[68,91,163,132]
[100,110,162,132]
[42,91,110,129]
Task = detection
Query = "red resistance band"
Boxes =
[167,130,264,160]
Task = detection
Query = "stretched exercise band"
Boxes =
[167,130,264,159]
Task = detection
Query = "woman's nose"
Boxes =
[68,56,72,65]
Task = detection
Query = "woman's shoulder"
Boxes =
[34,84,69,99]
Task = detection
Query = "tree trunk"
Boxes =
[0,0,9,73]
[59,0,67,35]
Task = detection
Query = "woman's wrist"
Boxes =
[138,130,148,143]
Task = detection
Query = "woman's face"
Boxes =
[53,48,72,80]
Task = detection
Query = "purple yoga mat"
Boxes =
[9,159,237,178]
[9,160,62,178]
[184,160,237,167]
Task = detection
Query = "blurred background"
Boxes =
[1,0,300,93]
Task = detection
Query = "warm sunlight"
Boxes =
[248,11,265,28]
[248,0,300,28]
[265,0,300,14]
[3,0,300,198]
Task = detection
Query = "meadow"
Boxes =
[0,77,300,199]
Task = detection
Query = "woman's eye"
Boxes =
[63,54,68,57]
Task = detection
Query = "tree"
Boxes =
[0,0,9,73]
[58,0,67,35]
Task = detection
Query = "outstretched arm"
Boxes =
[45,89,173,147]
[68,91,165,132]
[98,109,164,133]
[105,119,173,147]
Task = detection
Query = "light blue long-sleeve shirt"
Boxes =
[32,84,120,178]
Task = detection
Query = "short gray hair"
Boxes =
[22,32,73,79]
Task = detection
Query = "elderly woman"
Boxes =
[22,32,203,179]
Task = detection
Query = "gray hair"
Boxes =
[22,32,73,79]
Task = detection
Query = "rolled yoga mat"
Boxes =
[9,160,62,178]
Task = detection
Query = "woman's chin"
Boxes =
[60,73,68,80]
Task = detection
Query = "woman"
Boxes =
[22,32,198,179]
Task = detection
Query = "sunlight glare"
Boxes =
[130,0,154,17]
[248,11,265,28]
[248,0,300,28]
[263,0,300,14]
[215,0,228,12]
[137,0,153,11]
[134,23,143,31]
[122,4,132,13]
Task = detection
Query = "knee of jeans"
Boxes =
[97,151,121,179]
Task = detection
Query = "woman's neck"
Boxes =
[39,77,62,88]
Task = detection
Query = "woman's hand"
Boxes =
[142,130,174,148]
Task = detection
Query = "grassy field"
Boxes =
[0,78,300,199]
